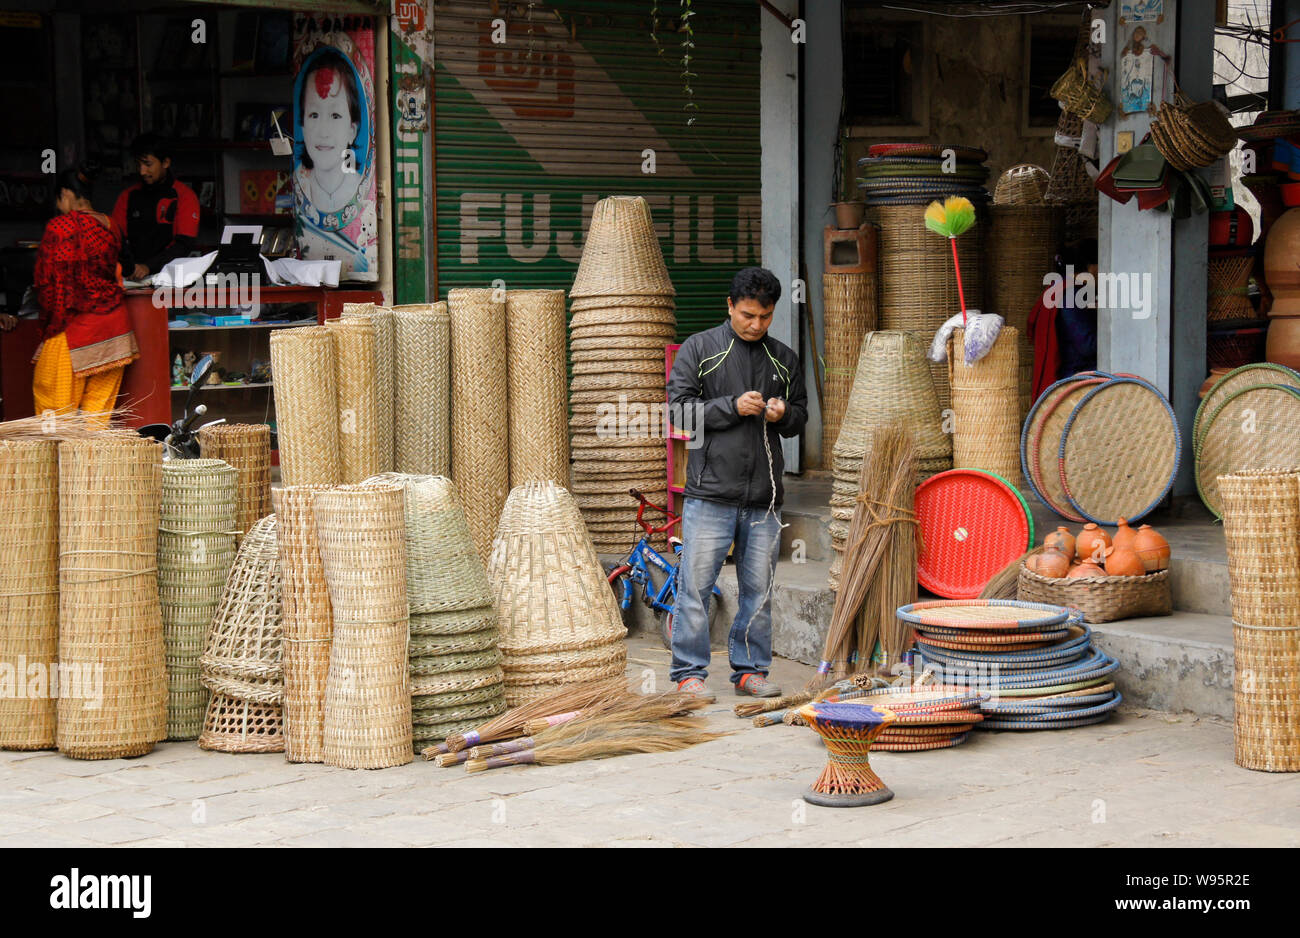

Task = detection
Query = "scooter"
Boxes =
[138,354,226,459]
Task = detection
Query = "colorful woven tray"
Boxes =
[975,692,1122,728]
[980,690,1118,713]
[914,473,1034,600]
[831,687,986,711]
[913,627,1071,648]
[1195,384,1300,518]
[1193,362,1300,450]
[995,676,1114,697]
[1022,373,1112,520]
[874,733,971,751]
[897,600,1071,632]
[864,144,989,162]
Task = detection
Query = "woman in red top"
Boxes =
[31,165,139,421]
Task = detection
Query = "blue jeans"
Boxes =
[671,497,782,686]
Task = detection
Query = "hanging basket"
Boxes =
[1049,58,1112,125]
[1151,94,1238,171]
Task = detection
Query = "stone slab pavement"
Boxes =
[2,636,1296,848]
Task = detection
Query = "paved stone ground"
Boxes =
[2,635,1296,848]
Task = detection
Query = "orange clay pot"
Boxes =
[1112,518,1137,552]
[1104,546,1146,578]
[1043,527,1076,559]
[1028,550,1071,579]
[1075,523,1112,564]
[1132,524,1171,572]
[1068,562,1106,578]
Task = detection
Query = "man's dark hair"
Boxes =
[729,267,782,308]
[130,133,172,163]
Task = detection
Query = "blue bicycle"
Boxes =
[607,489,722,649]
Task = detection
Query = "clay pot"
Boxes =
[1112,518,1137,552]
[1028,549,1071,579]
[832,201,866,230]
[1043,527,1076,560]
[1067,562,1106,578]
[1075,523,1112,564]
[1104,546,1146,577]
[1133,524,1171,572]
[1267,314,1300,371]
[1197,368,1233,399]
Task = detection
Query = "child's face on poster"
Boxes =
[302,68,357,174]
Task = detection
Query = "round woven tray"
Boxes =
[1022,373,1111,521]
[569,388,665,405]
[914,470,1033,599]
[411,697,506,728]
[570,335,672,353]
[976,691,1121,726]
[873,733,971,751]
[980,690,1117,714]
[569,323,677,341]
[866,143,988,161]
[1196,385,1300,518]
[409,647,504,677]
[915,626,1070,648]
[411,665,503,698]
[571,358,664,375]
[411,683,506,710]
[570,373,665,393]
[570,308,677,328]
[1193,362,1300,451]
[409,629,498,658]
[898,599,1071,631]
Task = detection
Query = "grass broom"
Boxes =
[875,440,919,670]
[979,547,1042,601]
[0,409,140,442]
[521,689,710,737]
[465,715,729,773]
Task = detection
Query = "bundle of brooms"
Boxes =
[809,426,918,691]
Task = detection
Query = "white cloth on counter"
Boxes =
[260,256,342,288]
[151,251,219,288]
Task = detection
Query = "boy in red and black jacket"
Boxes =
[112,134,200,279]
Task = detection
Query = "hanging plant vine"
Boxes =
[679,0,697,126]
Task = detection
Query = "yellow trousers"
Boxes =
[32,333,123,424]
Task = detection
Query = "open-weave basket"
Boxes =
[158,459,238,740]
[449,288,510,565]
[272,485,334,764]
[570,196,676,298]
[507,290,570,486]
[1049,57,1112,124]
[57,438,167,760]
[949,327,1022,488]
[0,440,59,751]
[1151,94,1238,171]
[993,164,1050,205]
[341,303,395,472]
[1017,566,1171,624]
[199,692,284,754]
[822,271,878,459]
[314,483,413,769]
[1207,253,1258,323]
[197,424,271,540]
[270,326,340,486]
[392,303,450,476]
[1219,469,1300,772]
[986,205,1060,415]
[326,317,381,484]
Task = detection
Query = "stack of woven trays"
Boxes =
[568,196,676,555]
[198,515,286,753]
[488,481,628,706]
[856,144,991,207]
[901,600,1123,731]
[363,474,506,751]
[829,685,986,751]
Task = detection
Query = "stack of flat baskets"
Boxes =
[1150,94,1238,172]
[569,196,677,555]
[488,481,628,706]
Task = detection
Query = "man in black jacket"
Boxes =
[666,267,808,699]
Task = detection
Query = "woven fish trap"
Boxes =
[314,483,412,768]
[488,481,628,658]
[342,304,395,472]
[506,290,570,486]
[56,438,166,760]
[987,205,1060,415]
[271,485,334,764]
[200,515,282,704]
[393,303,450,475]
[158,460,238,741]
[0,440,59,751]
[1219,470,1300,772]
[570,196,676,299]
[197,424,271,540]
[326,318,381,484]
[199,692,284,754]
[449,288,510,565]
[822,271,878,459]
[270,326,340,486]
[870,204,985,335]
[949,327,1022,488]
[410,607,499,636]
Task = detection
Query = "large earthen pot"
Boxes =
[1264,207,1300,369]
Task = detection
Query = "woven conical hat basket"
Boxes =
[506,290,570,486]
[393,303,450,476]
[570,196,676,299]
[488,482,628,658]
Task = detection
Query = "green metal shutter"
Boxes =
[433,0,761,340]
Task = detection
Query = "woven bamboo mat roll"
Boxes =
[197,424,271,540]
[327,318,381,484]
[449,288,510,565]
[488,482,628,662]
[159,460,238,741]
[987,205,1060,417]
[272,485,334,764]
[200,692,284,754]
[393,303,450,476]
[506,290,570,486]
[571,196,676,298]
[57,438,166,760]
[270,326,340,486]
[822,271,878,459]
[870,205,985,334]
[314,483,412,769]
[950,327,1022,488]
[342,304,395,472]
[1219,470,1300,772]
[0,441,58,751]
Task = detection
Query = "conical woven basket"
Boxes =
[949,327,1023,488]
[56,438,167,760]
[392,303,450,476]
[272,485,334,764]
[822,271,879,459]
[314,483,412,768]
[507,290,570,486]
[449,288,510,565]
[269,326,340,486]
[197,424,271,541]
[158,459,238,740]
[570,196,676,298]
[326,317,381,484]
[341,303,395,472]
[0,440,58,751]
[199,691,284,754]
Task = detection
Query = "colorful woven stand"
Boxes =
[798,703,897,807]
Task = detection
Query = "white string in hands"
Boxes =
[740,404,790,662]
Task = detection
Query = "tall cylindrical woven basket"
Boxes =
[272,485,334,764]
[449,288,510,564]
[822,271,878,461]
[0,440,58,751]
[197,424,271,540]
[158,459,238,741]
[270,326,340,486]
[488,481,627,705]
[342,303,395,472]
[392,303,450,476]
[315,484,413,768]
[506,290,570,486]
[987,205,1060,416]
[948,326,1023,488]
[57,439,167,760]
[1219,469,1300,772]
[326,317,381,484]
